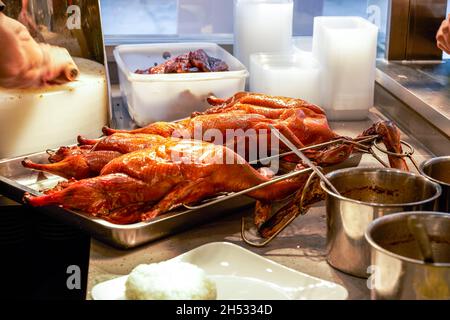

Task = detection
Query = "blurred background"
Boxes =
[100,0,450,59]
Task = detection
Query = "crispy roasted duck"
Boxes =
[103,92,336,146]
[103,93,345,166]
[24,121,407,227]
[25,139,310,224]
[22,133,167,179]
[23,93,408,235]
[24,93,354,180]
[103,92,407,169]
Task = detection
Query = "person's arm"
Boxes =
[0,12,37,88]
[436,14,450,54]
[0,10,78,89]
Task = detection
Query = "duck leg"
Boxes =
[22,150,122,179]
[141,179,215,220]
[361,121,409,171]
[102,122,180,137]
[23,173,153,215]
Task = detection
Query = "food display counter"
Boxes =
[0,0,449,302]
[85,91,435,300]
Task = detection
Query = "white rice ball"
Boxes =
[125,261,217,300]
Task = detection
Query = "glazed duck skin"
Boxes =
[23,92,407,181]
[103,92,339,162]
[24,139,309,224]
[22,92,409,229]
[22,131,351,185]
[23,133,169,179]
[362,121,409,171]
[22,150,122,180]
[102,93,403,169]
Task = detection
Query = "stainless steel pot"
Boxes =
[419,156,450,213]
[321,167,441,278]
[365,211,450,300]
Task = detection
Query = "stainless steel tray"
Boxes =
[0,150,255,249]
[0,149,362,249]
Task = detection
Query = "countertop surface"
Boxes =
[376,59,450,138]
[86,109,433,300]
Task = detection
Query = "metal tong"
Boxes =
[240,131,417,247]
[372,140,420,171]
[241,126,343,247]
[182,134,379,212]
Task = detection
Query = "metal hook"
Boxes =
[182,135,374,212]
[373,140,420,171]
[241,213,299,247]
[241,171,319,247]
[182,167,314,210]
[374,140,415,157]
[247,135,379,166]
[368,147,390,168]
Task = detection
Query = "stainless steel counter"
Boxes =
[86,108,433,300]
[376,59,450,138]
[375,60,450,156]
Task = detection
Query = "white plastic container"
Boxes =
[0,58,108,159]
[234,0,294,69]
[249,51,322,105]
[312,17,378,120]
[114,43,248,127]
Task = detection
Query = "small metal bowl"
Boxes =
[320,167,441,278]
[366,211,450,300]
[420,156,450,213]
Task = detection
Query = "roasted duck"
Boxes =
[103,92,336,146]
[25,139,309,224]
[24,93,352,180]
[103,92,406,169]
[22,133,167,179]
[23,93,408,235]
[103,92,345,165]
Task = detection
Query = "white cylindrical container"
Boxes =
[234,0,294,69]
[0,58,108,159]
[249,51,322,105]
[312,17,378,120]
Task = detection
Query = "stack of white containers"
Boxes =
[237,0,379,121]
[312,17,378,120]
[249,51,321,105]
[234,0,294,68]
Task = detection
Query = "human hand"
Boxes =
[436,14,450,54]
[0,12,78,89]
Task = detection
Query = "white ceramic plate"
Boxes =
[91,242,348,300]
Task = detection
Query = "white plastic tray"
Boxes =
[91,242,348,300]
[114,43,248,126]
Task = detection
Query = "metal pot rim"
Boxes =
[320,167,442,208]
[365,211,450,267]
[419,156,450,188]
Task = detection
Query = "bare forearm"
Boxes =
[0,11,78,89]
[436,14,450,54]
